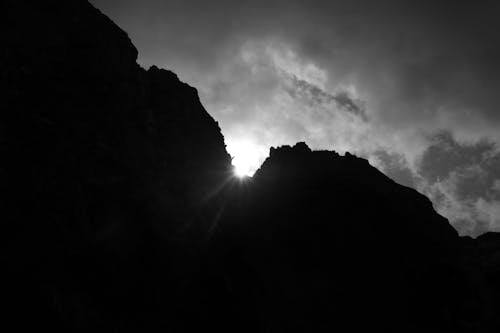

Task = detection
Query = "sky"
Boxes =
[91,0,500,236]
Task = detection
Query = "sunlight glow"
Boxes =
[233,161,253,178]
[227,140,264,178]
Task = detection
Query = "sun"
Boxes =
[227,140,263,178]
[233,155,255,178]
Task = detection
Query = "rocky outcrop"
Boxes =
[3,1,500,332]
[212,143,472,332]
[3,1,232,331]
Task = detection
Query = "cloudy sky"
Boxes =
[91,0,500,236]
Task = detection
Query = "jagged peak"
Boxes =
[147,65,180,81]
[263,142,370,173]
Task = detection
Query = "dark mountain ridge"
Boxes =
[2,1,500,332]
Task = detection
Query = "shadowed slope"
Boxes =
[3,1,233,331]
[211,143,473,332]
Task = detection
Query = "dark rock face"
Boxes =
[2,1,500,332]
[459,233,500,330]
[3,1,232,331]
[214,143,470,332]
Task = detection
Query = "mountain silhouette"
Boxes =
[2,1,500,332]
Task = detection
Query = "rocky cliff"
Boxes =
[3,1,232,331]
[2,1,500,332]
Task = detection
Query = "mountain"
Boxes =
[3,1,231,331]
[2,1,499,332]
[213,143,473,332]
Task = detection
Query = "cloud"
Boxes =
[92,0,500,129]
[493,180,500,194]
[285,75,367,120]
[91,0,500,235]
[196,40,376,169]
[404,133,500,236]
[371,150,416,188]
